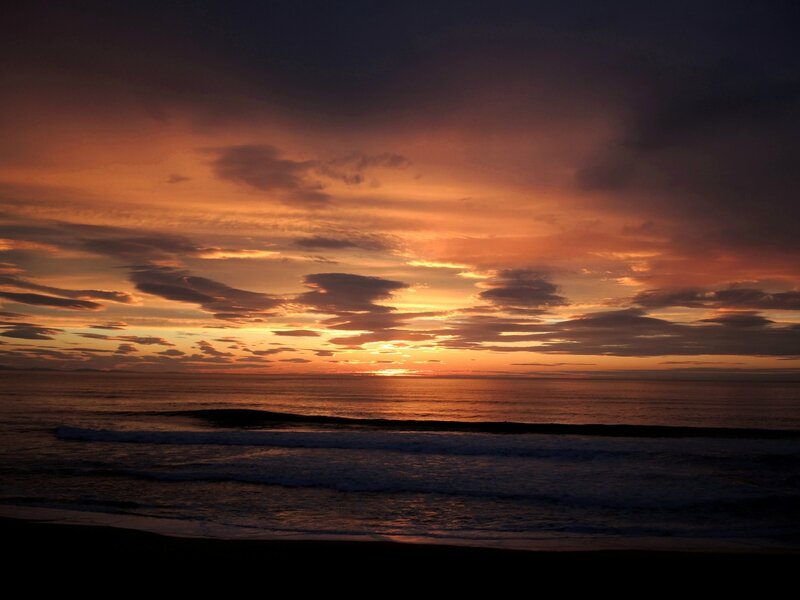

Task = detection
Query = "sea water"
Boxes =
[1,372,798,550]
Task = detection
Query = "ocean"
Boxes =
[1,372,799,551]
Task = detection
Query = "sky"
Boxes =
[1,1,799,376]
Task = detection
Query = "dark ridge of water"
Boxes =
[0,497,146,510]
[9,459,800,516]
[59,426,800,459]
[167,408,800,439]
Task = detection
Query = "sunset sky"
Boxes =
[1,1,799,376]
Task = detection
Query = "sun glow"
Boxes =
[372,368,417,376]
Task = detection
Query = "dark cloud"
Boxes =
[321,309,441,346]
[0,322,62,340]
[0,218,279,276]
[19,220,283,268]
[0,275,133,304]
[577,66,800,251]
[272,330,319,337]
[208,146,410,205]
[81,234,199,262]
[699,312,774,328]
[196,340,233,358]
[0,291,102,311]
[322,312,414,331]
[0,217,208,265]
[116,336,174,346]
[68,347,115,353]
[129,266,281,320]
[280,358,312,363]
[436,315,545,349]
[303,255,338,265]
[634,288,800,311]
[0,311,26,318]
[297,273,438,347]
[4,2,798,136]
[294,237,359,250]
[478,270,567,311]
[442,309,800,357]
[158,349,185,357]
[0,263,22,275]
[209,145,329,206]
[0,347,75,361]
[78,333,110,340]
[167,174,190,184]
[249,348,293,356]
[315,152,411,185]
[314,349,334,357]
[327,328,435,346]
[0,341,275,371]
[0,5,688,118]
[659,360,744,365]
[294,234,391,252]
[235,355,273,364]
[332,152,410,171]
[299,272,407,313]
[79,332,174,346]
[115,343,137,355]
[511,362,597,366]
[90,322,127,330]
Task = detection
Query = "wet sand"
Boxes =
[3,515,797,581]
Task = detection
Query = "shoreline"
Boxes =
[0,505,800,562]
[4,504,799,555]
[3,515,799,579]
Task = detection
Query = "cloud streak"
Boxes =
[0,321,62,340]
[442,309,800,357]
[634,288,800,311]
[0,291,102,311]
[0,274,133,304]
[129,266,282,320]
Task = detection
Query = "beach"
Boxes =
[4,515,798,577]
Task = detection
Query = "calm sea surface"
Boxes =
[1,372,799,550]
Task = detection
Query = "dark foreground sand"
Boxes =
[3,516,798,584]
